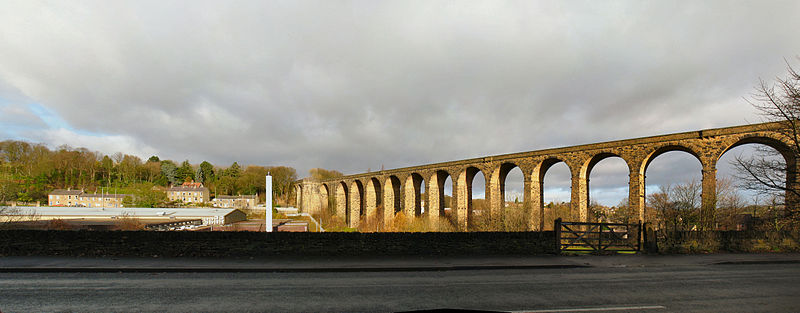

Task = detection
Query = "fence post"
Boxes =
[598,222,603,251]
[637,220,643,252]
[554,218,562,254]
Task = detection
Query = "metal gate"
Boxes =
[555,218,642,253]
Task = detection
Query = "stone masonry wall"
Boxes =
[296,122,797,231]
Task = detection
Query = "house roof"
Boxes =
[50,189,83,195]
[214,195,257,200]
[49,190,131,198]
[167,186,209,192]
[80,193,131,199]
[1,206,242,218]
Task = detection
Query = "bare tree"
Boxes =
[672,179,701,211]
[650,181,704,232]
[734,58,800,221]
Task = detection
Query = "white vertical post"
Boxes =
[265,174,273,233]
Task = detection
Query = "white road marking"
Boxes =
[512,305,667,312]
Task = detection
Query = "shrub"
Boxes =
[115,216,145,231]
[45,219,73,231]
[317,210,348,232]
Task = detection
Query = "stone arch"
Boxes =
[350,180,365,228]
[295,184,302,208]
[495,162,524,210]
[719,134,795,161]
[485,161,528,230]
[383,175,402,227]
[456,166,486,230]
[319,184,330,214]
[641,144,703,174]
[427,170,455,229]
[537,158,571,188]
[404,173,425,217]
[365,177,382,226]
[717,134,799,212]
[583,152,626,178]
[580,152,631,222]
[641,144,706,227]
[336,181,349,225]
[534,157,573,229]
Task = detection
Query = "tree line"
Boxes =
[0,141,302,206]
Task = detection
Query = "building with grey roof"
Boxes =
[1,206,246,226]
[212,195,258,209]
[167,182,210,204]
[48,189,131,208]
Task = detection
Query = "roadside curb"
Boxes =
[0,264,590,273]
[711,259,800,265]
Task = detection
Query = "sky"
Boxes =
[1,1,799,205]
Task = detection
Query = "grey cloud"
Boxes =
[0,0,799,190]
[0,102,48,137]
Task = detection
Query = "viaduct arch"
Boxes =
[295,122,799,231]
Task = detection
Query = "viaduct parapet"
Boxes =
[295,122,798,231]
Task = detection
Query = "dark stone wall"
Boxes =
[655,230,800,253]
[0,230,557,257]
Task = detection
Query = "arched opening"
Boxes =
[429,170,455,229]
[382,175,402,229]
[540,159,571,230]
[319,184,330,214]
[499,163,525,231]
[644,147,703,232]
[404,173,425,217]
[717,137,793,230]
[351,180,365,225]
[365,177,382,230]
[466,167,486,230]
[420,176,426,215]
[385,176,402,214]
[370,177,382,207]
[295,185,302,209]
[586,154,631,223]
[443,174,453,213]
[336,181,350,226]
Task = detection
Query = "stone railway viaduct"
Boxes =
[295,122,798,231]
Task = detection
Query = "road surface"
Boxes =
[1,263,798,312]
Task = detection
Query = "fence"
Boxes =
[555,218,642,253]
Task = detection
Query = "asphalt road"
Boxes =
[1,263,798,312]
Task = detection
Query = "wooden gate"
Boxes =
[555,218,642,253]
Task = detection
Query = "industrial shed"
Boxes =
[1,207,247,226]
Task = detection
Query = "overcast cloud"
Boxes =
[1,1,799,205]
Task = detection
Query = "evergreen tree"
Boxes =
[177,160,194,182]
[196,167,204,184]
[225,162,242,178]
[199,161,214,183]
[160,160,179,185]
[101,155,113,186]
